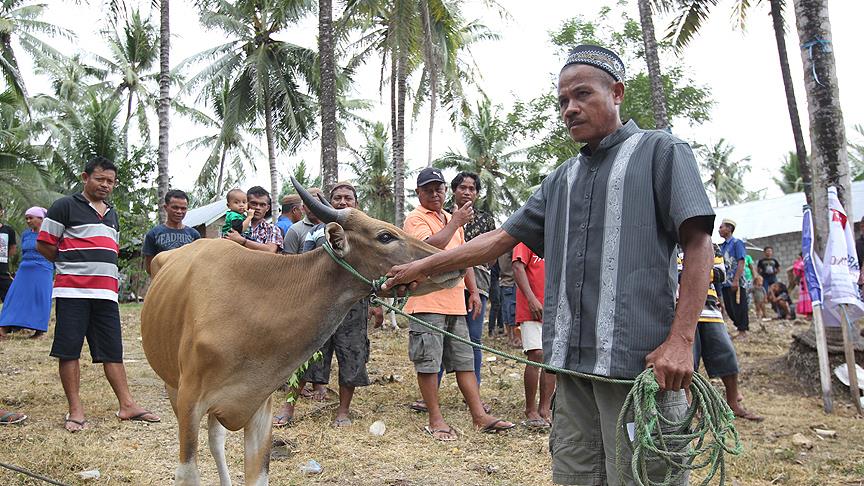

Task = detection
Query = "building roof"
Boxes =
[183,199,225,228]
[712,181,864,241]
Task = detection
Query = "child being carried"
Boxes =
[221,188,255,238]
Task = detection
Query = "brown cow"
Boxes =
[141,180,463,485]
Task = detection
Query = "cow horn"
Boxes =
[291,176,346,223]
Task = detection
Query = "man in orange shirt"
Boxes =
[513,242,555,429]
[404,168,514,441]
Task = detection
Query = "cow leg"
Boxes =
[208,413,232,486]
[166,385,178,417]
[174,389,205,486]
[243,396,272,486]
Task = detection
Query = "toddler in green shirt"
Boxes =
[221,188,255,237]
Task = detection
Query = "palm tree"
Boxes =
[665,0,813,207]
[415,3,498,166]
[0,90,55,211]
[176,81,262,202]
[792,0,850,248]
[698,139,752,206]
[157,0,170,223]
[183,0,318,222]
[94,9,159,153]
[348,121,394,222]
[773,152,804,194]
[0,0,72,104]
[433,98,523,217]
[636,0,670,129]
[319,0,338,192]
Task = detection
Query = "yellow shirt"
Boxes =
[403,207,467,315]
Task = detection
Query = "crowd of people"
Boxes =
[0,43,787,484]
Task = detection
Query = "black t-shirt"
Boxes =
[0,224,17,275]
[757,257,780,277]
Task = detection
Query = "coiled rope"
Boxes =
[321,241,742,485]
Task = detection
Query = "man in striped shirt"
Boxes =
[37,156,160,432]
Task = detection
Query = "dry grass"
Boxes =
[1,305,863,485]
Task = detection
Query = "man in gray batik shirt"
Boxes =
[381,44,715,485]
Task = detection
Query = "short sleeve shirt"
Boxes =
[513,243,545,323]
[720,237,747,287]
[497,250,514,287]
[502,120,715,378]
[403,207,466,315]
[756,257,780,277]
[38,193,121,301]
[0,224,16,275]
[283,217,317,254]
[743,254,754,281]
[142,224,200,257]
[248,219,283,251]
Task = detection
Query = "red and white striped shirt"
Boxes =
[38,193,120,301]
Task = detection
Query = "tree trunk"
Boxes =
[770,0,813,208]
[319,0,338,193]
[421,0,437,167]
[393,48,407,227]
[264,89,280,224]
[637,0,669,129]
[793,0,851,251]
[123,90,133,160]
[216,144,227,197]
[156,0,171,223]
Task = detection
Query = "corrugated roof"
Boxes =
[183,200,225,228]
[712,181,864,241]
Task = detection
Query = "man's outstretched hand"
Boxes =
[644,333,695,392]
[380,262,425,296]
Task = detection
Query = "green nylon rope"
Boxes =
[321,242,742,485]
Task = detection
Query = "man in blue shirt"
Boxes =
[718,218,749,339]
[276,194,302,238]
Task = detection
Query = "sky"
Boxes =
[24,0,864,204]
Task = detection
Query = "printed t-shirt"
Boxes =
[142,224,200,257]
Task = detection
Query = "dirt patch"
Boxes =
[1,306,863,485]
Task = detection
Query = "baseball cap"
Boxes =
[416,167,446,187]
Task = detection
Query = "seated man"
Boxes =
[404,168,514,441]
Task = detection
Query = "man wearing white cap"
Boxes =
[718,218,749,339]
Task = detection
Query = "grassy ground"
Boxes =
[1,304,863,485]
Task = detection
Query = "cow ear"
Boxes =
[325,222,350,257]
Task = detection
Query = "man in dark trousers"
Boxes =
[719,219,750,339]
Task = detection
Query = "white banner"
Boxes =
[821,187,864,327]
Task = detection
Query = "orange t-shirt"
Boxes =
[403,207,467,315]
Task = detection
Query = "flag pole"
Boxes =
[839,304,863,415]
[811,302,834,413]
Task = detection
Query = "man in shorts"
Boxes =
[404,167,514,441]
[512,242,554,429]
[37,156,160,432]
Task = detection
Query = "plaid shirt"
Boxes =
[249,219,283,251]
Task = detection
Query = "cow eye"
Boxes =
[377,232,397,244]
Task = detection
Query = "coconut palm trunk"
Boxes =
[792,0,851,248]
[770,0,812,207]
[319,0,338,192]
[263,88,279,223]
[393,48,407,227]
[157,0,170,223]
[216,145,227,197]
[421,0,437,167]
[637,0,669,129]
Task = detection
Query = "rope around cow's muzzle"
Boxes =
[320,242,742,485]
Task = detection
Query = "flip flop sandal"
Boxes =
[272,415,293,428]
[116,411,161,423]
[520,418,551,430]
[332,417,352,427]
[424,426,458,442]
[64,413,88,432]
[408,400,428,413]
[0,411,27,425]
[480,419,516,434]
[734,410,765,422]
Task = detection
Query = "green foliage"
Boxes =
[285,351,324,404]
[848,124,864,182]
[434,98,524,218]
[773,151,804,194]
[348,121,395,222]
[697,139,755,206]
